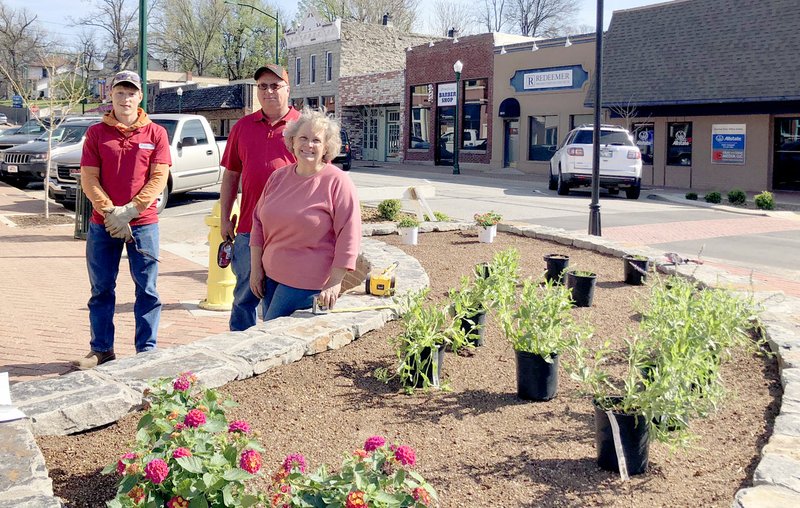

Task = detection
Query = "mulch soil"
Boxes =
[38,229,780,507]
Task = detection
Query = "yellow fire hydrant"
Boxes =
[199,200,239,311]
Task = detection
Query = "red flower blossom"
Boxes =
[116,452,137,475]
[172,447,192,459]
[228,420,251,434]
[346,490,366,508]
[184,409,206,428]
[412,487,431,505]
[240,449,263,474]
[393,445,416,466]
[353,449,369,460]
[363,435,385,452]
[282,452,307,473]
[144,458,170,484]
[128,485,145,504]
[167,496,189,508]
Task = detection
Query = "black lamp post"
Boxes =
[453,59,463,175]
[138,0,148,111]
[176,87,183,113]
[589,0,604,236]
[225,1,280,65]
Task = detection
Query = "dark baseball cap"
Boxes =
[110,70,142,90]
[254,64,289,83]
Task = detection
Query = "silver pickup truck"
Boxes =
[48,114,227,213]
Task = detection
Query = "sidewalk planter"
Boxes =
[623,255,650,285]
[544,254,570,285]
[398,226,419,246]
[459,310,487,346]
[515,352,559,400]
[566,270,597,307]
[478,225,496,243]
[594,397,650,475]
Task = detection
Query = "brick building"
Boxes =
[285,11,433,162]
[404,33,533,169]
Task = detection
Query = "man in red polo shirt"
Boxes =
[73,70,171,369]
[220,64,300,331]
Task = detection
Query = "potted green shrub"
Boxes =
[397,216,420,245]
[622,254,650,285]
[449,274,491,347]
[473,211,502,243]
[498,278,589,401]
[543,253,570,285]
[566,269,597,307]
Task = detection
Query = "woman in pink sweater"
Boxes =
[249,108,361,321]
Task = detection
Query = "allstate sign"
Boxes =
[711,124,746,164]
[510,65,588,93]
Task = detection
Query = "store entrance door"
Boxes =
[435,106,455,165]
[504,120,519,168]
[774,117,800,190]
[362,108,379,162]
[386,109,401,161]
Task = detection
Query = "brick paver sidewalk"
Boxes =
[0,185,229,384]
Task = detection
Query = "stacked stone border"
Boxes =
[1,222,798,507]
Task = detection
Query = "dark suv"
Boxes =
[333,129,352,170]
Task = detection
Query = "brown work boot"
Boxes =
[71,350,116,370]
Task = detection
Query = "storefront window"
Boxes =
[528,115,558,161]
[462,79,488,150]
[409,84,432,149]
[322,96,335,115]
[667,122,692,166]
[633,123,654,165]
[292,98,304,109]
[570,114,594,129]
[307,97,319,109]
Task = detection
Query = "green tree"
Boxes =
[152,0,228,76]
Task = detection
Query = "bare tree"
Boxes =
[430,0,475,36]
[219,1,279,80]
[151,0,227,76]
[510,0,579,38]
[297,0,421,32]
[73,0,138,72]
[74,30,101,92]
[0,2,50,98]
[476,0,508,33]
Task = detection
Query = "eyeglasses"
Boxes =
[257,83,288,92]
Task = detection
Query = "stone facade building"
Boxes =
[285,12,433,162]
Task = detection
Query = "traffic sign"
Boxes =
[11,95,22,108]
[30,104,40,114]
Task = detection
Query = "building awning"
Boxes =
[498,98,520,118]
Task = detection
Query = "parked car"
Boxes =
[548,124,643,199]
[48,113,227,213]
[0,116,99,151]
[0,113,8,125]
[410,136,430,149]
[0,119,98,185]
[333,129,351,170]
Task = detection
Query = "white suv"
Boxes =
[548,124,643,199]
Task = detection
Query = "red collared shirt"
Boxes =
[221,107,300,233]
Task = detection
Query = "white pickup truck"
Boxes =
[48,113,227,213]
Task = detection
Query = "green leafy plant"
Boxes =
[103,372,266,507]
[727,189,747,205]
[569,269,596,277]
[397,216,421,228]
[499,278,589,358]
[377,199,402,221]
[424,211,450,221]
[269,436,438,507]
[704,191,722,204]
[473,211,502,227]
[685,192,698,200]
[755,190,775,210]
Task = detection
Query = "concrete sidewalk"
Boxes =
[0,183,230,383]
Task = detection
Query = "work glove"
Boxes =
[104,202,140,237]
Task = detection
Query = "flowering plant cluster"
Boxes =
[268,436,438,507]
[473,211,502,227]
[103,372,267,507]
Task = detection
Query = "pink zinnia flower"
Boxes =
[393,445,416,466]
[228,420,251,434]
[173,422,185,431]
[282,452,307,473]
[172,376,190,391]
[116,452,137,475]
[144,458,170,484]
[172,447,192,459]
[240,449,263,474]
[363,435,385,452]
[184,409,206,428]
[166,496,189,508]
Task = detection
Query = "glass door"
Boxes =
[774,117,800,190]
[435,106,455,165]
[504,120,519,168]
[362,109,379,162]
[386,110,401,160]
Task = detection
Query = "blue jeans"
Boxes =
[229,233,261,331]
[86,222,161,353]
[261,277,317,321]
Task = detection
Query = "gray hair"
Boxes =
[284,107,342,163]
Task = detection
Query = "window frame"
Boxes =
[310,54,317,85]
[325,51,333,82]
[666,122,693,166]
[295,57,301,85]
[409,84,433,149]
[527,115,559,161]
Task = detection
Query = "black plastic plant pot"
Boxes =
[515,351,559,401]
[460,310,487,346]
[544,254,570,284]
[623,255,650,285]
[407,345,445,389]
[566,271,597,307]
[594,397,649,475]
[474,262,492,279]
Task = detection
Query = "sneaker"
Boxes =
[71,350,116,370]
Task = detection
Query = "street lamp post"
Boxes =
[176,87,183,113]
[588,0,604,236]
[452,59,463,175]
[225,1,280,65]
[139,0,148,111]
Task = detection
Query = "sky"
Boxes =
[4,0,668,46]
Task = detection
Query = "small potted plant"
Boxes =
[449,274,491,347]
[622,254,650,285]
[566,269,597,307]
[498,278,589,401]
[473,210,502,243]
[397,216,421,245]
[543,253,570,285]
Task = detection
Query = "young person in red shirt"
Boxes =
[219,64,300,330]
[73,70,171,369]
[249,108,361,319]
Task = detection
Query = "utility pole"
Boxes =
[139,0,148,111]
